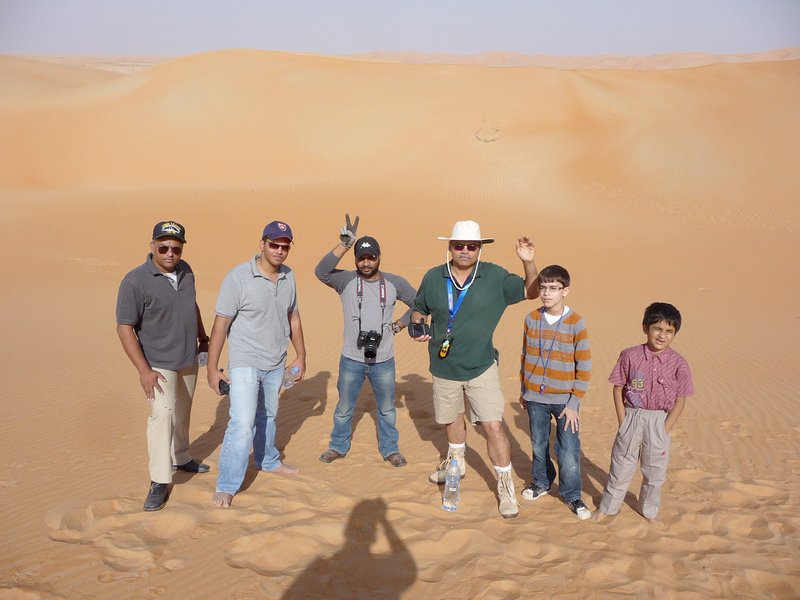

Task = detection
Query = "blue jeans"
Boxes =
[216,365,284,494]
[329,355,400,457]
[527,401,582,503]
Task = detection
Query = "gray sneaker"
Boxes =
[428,448,466,484]
[497,472,519,519]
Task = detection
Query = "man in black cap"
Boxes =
[116,221,210,512]
[315,214,417,467]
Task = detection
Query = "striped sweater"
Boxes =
[520,307,591,411]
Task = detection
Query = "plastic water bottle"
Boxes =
[282,366,300,389]
[442,458,461,512]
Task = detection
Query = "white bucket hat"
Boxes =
[437,220,495,243]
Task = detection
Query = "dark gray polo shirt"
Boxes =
[116,255,199,371]
[216,255,298,371]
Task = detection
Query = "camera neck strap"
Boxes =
[356,273,387,332]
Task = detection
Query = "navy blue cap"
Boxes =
[262,221,293,241]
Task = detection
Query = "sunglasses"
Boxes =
[267,241,291,251]
[156,245,183,255]
[452,243,481,252]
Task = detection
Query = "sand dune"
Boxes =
[351,47,800,69]
[1,49,798,599]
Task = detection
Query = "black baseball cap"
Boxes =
[354,236,381,258]
[152,221,187,243]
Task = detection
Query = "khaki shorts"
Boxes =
[432,362,505,424]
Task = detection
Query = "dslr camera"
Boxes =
[357,330,383,360]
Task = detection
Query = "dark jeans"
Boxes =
[527,401,582,503]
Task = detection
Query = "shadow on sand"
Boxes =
[280,497,417,600]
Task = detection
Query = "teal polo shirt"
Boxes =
[413,261,526,381]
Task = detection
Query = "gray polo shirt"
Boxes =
[116,255,199,371]
[315,250,416,364]
[216,255,298,370]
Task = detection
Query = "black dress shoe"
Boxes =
[144,482,170,512]
[173,459,210,473]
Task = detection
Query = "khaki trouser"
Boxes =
[599,407,671,519]
[148,365,198,483]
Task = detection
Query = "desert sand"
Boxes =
[0,49,798,599]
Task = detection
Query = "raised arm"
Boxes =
[516,236,539,299]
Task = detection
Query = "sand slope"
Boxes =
[0,50,798,599]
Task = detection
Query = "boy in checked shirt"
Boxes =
[593,302,694,522]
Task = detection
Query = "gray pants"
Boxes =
[599,408,670,519]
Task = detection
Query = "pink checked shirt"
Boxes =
[608,344,694,412]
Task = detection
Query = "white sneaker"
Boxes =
[429,448,466,484]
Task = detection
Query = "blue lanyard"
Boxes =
[446,278,469,335]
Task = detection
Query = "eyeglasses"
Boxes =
[538,285,564,294]
[452,243,481,252]
[156,245,183,255]
[267,241,291,251]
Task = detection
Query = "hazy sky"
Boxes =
[1,0,798,57]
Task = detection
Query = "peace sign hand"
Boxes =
[339,213,360,249]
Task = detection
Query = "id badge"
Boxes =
[438,335,452,359]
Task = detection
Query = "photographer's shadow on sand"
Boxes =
[280,497,416,600]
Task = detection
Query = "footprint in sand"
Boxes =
[474,124,501,142]
[226,520,345,577]
[46,496,200,578]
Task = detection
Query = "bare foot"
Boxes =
[269,463,300,475]
[591,510,608,522]
[212,492,233,508]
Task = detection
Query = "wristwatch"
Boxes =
[390,322,402,334]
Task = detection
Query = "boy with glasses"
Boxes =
[206,221,307,508]
[519,264,592,519]
[116,221,210,512]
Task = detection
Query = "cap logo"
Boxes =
[360,242,372,249]
[160,222,182,236]
[277,222,288,231]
